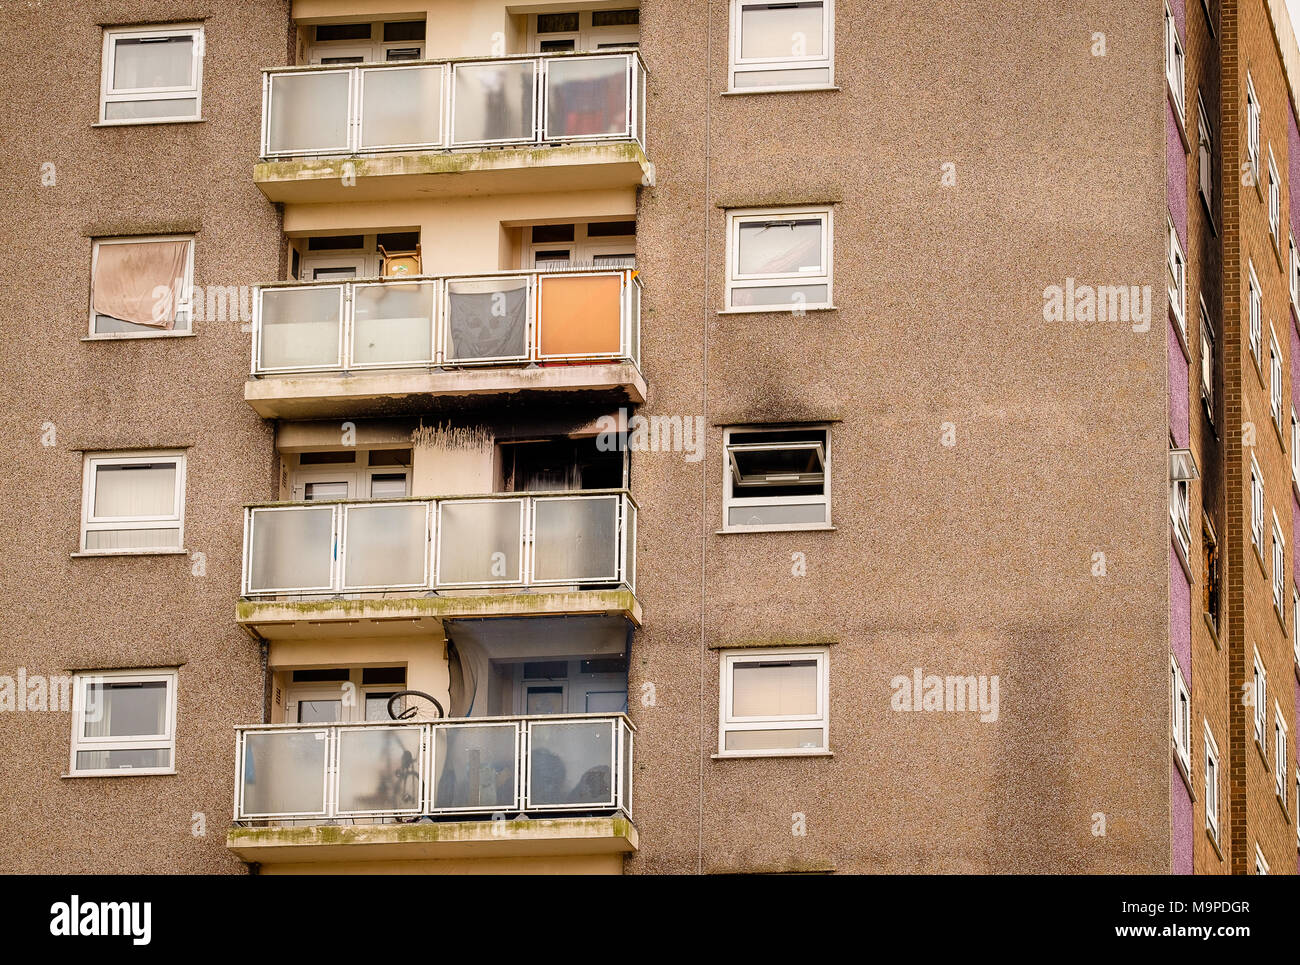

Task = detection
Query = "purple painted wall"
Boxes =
[1172,765,1193,874]
[1170,320,1190,448]
[1288,100,1300,240]
[1168,102,1188,246]
[1171,0,1185,35]
[1171,545,1192,679]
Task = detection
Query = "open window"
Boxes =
[69,669,177,776]
[718,648,828,756]
[729,0,833,91]
[80,451,186,554]
[90,236,194,336]
[100,24,203,123]
[724,426,829,531]
[726,207,832,311]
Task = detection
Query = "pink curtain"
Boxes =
[92,241,189,328]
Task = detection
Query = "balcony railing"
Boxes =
[241,490,636,597]
[234,714,633,823]
[261,52,647,159]
[251,268,640,375]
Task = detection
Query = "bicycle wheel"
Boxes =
[387,690,445,722]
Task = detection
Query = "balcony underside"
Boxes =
[237,588,642,640]
[254,142,655,203]
[226,816,636,874]
[244,362,646,419]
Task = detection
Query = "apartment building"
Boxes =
[0,0,1293,875]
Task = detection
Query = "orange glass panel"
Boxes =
[538,274,622,359]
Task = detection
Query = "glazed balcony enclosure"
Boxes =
[238,490,639,637]
[246,267,644,418]
[257,52,652,202]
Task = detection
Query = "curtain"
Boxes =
[92,240,189,328]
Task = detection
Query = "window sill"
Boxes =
[1171,313,1191,362]
[93,118,205,128]
[712,750,833,760]
[1168,86,1191,154]
[1199,188,1218,237]
[1203,611,1221,649]
[81,332,196,341]
[1254,732,1269,767]
[717,524,836,535]
[717,305,837,315]
[1276,788,1290,819]
[1173,745,1194,797]
[1206,824,1223,861]
[62,769,176,779]
[70,548,188,558]
[722,85,840,96]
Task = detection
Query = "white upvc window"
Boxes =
[1272,514,1286,613]
[1246,72,1261,183]
[1269,329,1283,430]
[527,9,640,52]
[1255,844,1269,874]
[1275,703,1289,799]
[1253,649,1267,747]
[1291,235,1300,308]
[718,647,828,756]
[728,0,833,91]
[100,24,203,124]
[723,425,830,531]
[1292,409,1299,487]
[89,235,195,337]
[1171,658,1192,774]
[1165,5,1185,121]
[69,669,177,776]
[1248,261,1262,365]
[79,450,186,554]
[1168,221,1186,335]
[1200,298,1215,419]
[1170,473,1191,557]
[1293,585,1300,667]
[1250,455,1264,552]
[1204,721,1220,841]
[1268,148,1281,244]
[1197,90,1214,210]
[725,206,833,311]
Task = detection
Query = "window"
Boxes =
[1246,72,1261,184]
[1200,298,1215,420]
[723,425,830,530]
[90,236,194,337]
[69,669,177,776]
[1255,844,1269,874]
[718,648,828,755]
[1197,91,1214,211]
[725,206,832,311]
[1171,658,1191,774]
[1170,474,1191,557]
[1168,221,1186,335]
[80,451,186,554]
[1291,236,1300,307]
[100,25,203,123]
[528,9,640,51]
[729,0,833,91]
[1272,514,1285,613]
[1268,148,1281,244]
[1292,409,1299,487]
[1204,722,1220,841]
[1293,585,1300,667]
[306,20,427,63]
[1250,455,1264,552]
[1204,524,1220,633]
[1248,261,1262,364]
[1269,329,1283,430]
[1275,704,1288,799]
[1253,649,1267,747]
[1165,6,1185,120]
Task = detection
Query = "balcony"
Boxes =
[257,52,653,203]
[226,714,636,872]
[238,490,639,638]
[246,268,643,418]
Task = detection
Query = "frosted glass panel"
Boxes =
[727,501,826,527]
[343,504,427,588]
[433,724,518,810]
[732,67,830,89]
[259,287,343,369]
[352,282,434,365]
[437,500,521,585]
[445,278,528,361]
[740,3,824,59]
[84,527,181,551]
[104,97,198,120]
[337,727,423,813]
[268,72,350,154]
[94,463,175,518]
[241,731,328,816]
[732,659,818,717]
[724,728,824,751]
[248,507,334,591]
[737,219,823,274]
[452,61,534,144]
[533,496,618,582]
[113,36,194,89]
[82,680,168,738]
[360,65,442,148]
[528,720,613,807]
[544,57,628,139]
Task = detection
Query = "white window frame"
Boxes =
[722,424,831,532]
[1170,474,1191,557]
[1275,703,1288,799]
[1272,514,1286,614]
[1250,455,1264,552]
[1268,147,1281,245]
[1248,261,1262,365]
[88,235,195,339]
[1293,585,1300,667]
[1292,410,1300,488]
[1270,328,1284,431]
[728,0,834,92]
[717,647,829,757]
[1247,72,1261,186]
[1197,90,1214,211]
[69,668,178,777]
[100,24,203,125]
[79,450,186,555]
[1253,649,1267,748]
[724,206,833,312]
[1255,843,1269,874]
[526,10,641,52]
[306,20,429,64]
[1171,658,1192,775]
[1291,235,1300,308]
[1168,220,1186,335]
[1204,721,1220,841]
[1200,298,1215,419]
[1165,5,1186,121]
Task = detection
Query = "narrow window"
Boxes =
[1248,261,1262,364]
[1200,298,1215,420]
[1165,6,1185,120]
[1253,650,1268,746]
[1204,722,1220,840]
[1168,221,1186,336]
[1171,658,1191,774]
